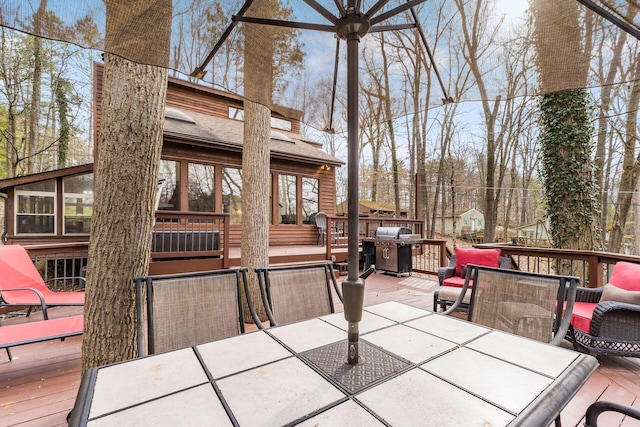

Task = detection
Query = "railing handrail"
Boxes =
[471,243,640,288]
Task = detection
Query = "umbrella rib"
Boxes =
[409,7,453,103]
[576,0,640,40]
[302,0,339,24]
[190,0,256,78]
[369,23,417,32]
[369,0,428,25]
[234,16,335,32]
[326,38,340,133]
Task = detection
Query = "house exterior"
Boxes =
[435,208,484,236]
[515,220,551,246]
[0,62,343,254]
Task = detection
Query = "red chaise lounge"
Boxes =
[0,245,84,319]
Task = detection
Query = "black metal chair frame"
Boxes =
[584,401,640,426]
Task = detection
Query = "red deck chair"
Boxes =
[0,245,84,319]
[0,314,83,361]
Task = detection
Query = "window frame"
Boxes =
[14,180,57,236]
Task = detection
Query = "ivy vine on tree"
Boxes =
[538,89,601,250]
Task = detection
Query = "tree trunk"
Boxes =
[533,0,600,254]
[27,0,47,174]
[241,0,276,320]
[82,0,171,372]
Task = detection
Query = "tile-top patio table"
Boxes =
[69,301,598,427]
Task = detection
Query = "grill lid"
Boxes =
[374,227,412,239]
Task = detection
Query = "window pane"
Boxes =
[302,178,319,224]
[222,168,242,223]
[188,163,214,212]
[159,160,180,210]
[279,175,296,224]
[63,173,93,234]
[16,179,56,235]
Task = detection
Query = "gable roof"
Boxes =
[163,107,343,166]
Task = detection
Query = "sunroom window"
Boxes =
[188,163,215,212]
[15,180,56,235]
[222,168,242,223]
[302,177,319,224]
[63,174,93,234]
[158,160,180,210]
[279,174,297,224]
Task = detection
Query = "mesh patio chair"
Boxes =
[433,249,512,312]
[0,245,85,319]
[443,265,579,427]
[255,262,342,326]
[134,268,260,356]
[445,265,578,345]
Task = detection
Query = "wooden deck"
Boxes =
[1,272,639,426]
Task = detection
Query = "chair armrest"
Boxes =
[0,287,49,319]
[575,287,603,303]
[590,301,640,339]
[437,267,456,286]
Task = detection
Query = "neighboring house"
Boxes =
[515,220,551,246]
[336,200,408,218]
[0,62,343,252]
[435,208,484,236]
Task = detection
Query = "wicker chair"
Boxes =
[133,268,259,356]
[433,248,511,312]
[444,265,579,427]
[255,262,342,326]
[569,261,640,357]
[584,401,640,426]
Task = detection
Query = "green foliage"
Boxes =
[538,89,600,249]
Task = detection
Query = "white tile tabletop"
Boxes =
[88,348,208,418]
[364,301,431,322]
[423,347,553,414]
[73,302,598,427]
[197,329,292,378]
[295,399,385,426]
[267,318,345,352]
[357,368,514,426]
[466,330,579,377]
[320,310,396,334]
[363,324,457,364]
[406,311,489,343]
[87,384,231,427]
[217,357,345,427]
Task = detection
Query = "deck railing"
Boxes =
[467,244,640,288]
[22,242,89,291]
[152,211,229,262]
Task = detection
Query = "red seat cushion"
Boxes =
[455,248,501,276]
[442,276,471,288]
[609,261,640,291]
[571,301,597,333]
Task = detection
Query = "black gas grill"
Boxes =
[368,227,422,276]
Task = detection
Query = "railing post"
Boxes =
[588,252,602,288]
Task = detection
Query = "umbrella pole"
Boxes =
[338,7,369,366]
